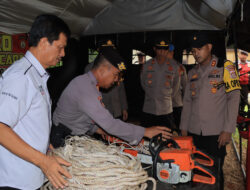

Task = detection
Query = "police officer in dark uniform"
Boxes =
[180,32,241,190]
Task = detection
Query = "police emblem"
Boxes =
[118,62,126,71]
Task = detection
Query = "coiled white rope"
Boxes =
[42,136,156,190]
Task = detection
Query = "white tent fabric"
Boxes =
[0,0,237,37]
[84,0,237,35]
[0,0,112,37]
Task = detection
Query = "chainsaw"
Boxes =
[149,134,216,184]
[106,135,214,167]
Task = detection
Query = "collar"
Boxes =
[25,51,49,78]
[88,71,98,86]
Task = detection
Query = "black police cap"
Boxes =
[189,32,212,48]
[99,48,126,71]
[154,38,170,50]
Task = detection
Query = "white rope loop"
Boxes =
[41,136,156,190]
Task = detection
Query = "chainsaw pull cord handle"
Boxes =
[193,161,216,185]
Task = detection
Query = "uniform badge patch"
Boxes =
[211,60,216,67]
[148,65,153,70]
[225,65,237,79]
[165,81,170,87]
[166,75,172,80]
[147,73,152,79]
[211,87,217,94]
[39,85,45,96]
[191,74,198,79]
[191,91,196,96]
[168,65,173,71]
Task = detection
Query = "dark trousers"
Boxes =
[240,84,249,111]
[140,112,175,129]
[173,106,183,129]
[188,132,226,190]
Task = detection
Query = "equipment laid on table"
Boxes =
[106,134,216,185]
[149,134,216,185]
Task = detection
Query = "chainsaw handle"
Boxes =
[193,149,214,167]
[193,161,216,185]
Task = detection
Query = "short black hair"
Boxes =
[28,14,71,47]
[92,54,110,69]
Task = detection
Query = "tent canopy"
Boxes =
[0,0,249,51]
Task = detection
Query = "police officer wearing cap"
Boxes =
[180,32,241,189]
[167,44,187,129]
[140,39,179,129]
[84,40,128,121]
[237,49,250,112]
[52,48,172,147]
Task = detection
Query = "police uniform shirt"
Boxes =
[84,62,128,118]
[102,82,128,118]
[0,51,51,189]
[180,55,240,135]
[140,58,179,115]
[53,71,144,145]
[172,62,187,107]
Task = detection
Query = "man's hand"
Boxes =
[144,126,172,139]
[122,110,128,121]
[39,155,72,189]
[218,131,232,148]
[181,130,188,136]
[96,127,108,140]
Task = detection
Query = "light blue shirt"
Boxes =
[0,51,51,189]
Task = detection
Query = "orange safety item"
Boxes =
[158,149,216,184]
[172,136,214,166]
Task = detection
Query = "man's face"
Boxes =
[238,53,248,63]
[100,61,120,89]
[191,44,212,64]
[154,47,169,57]
[41,32,67,68]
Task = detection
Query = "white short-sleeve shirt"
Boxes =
[0,51,51,189]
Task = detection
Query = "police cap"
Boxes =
[190,32,212,48]
[239,49,248,56]
[154,38,170,50]
[99,48,126,71]
[97,39,115,50]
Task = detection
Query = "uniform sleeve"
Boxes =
[181,65,188,96]
[172,64,180,97]
[0,74,31,128]
[77,85,144,145]
[223,88,240,133]
[140,63,147,90]
[119,82,128,110]
[179,71,192,131]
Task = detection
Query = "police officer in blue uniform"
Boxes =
[0,14,71,190]
[52,48,172,147]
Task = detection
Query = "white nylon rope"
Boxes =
[41,136,156,190]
